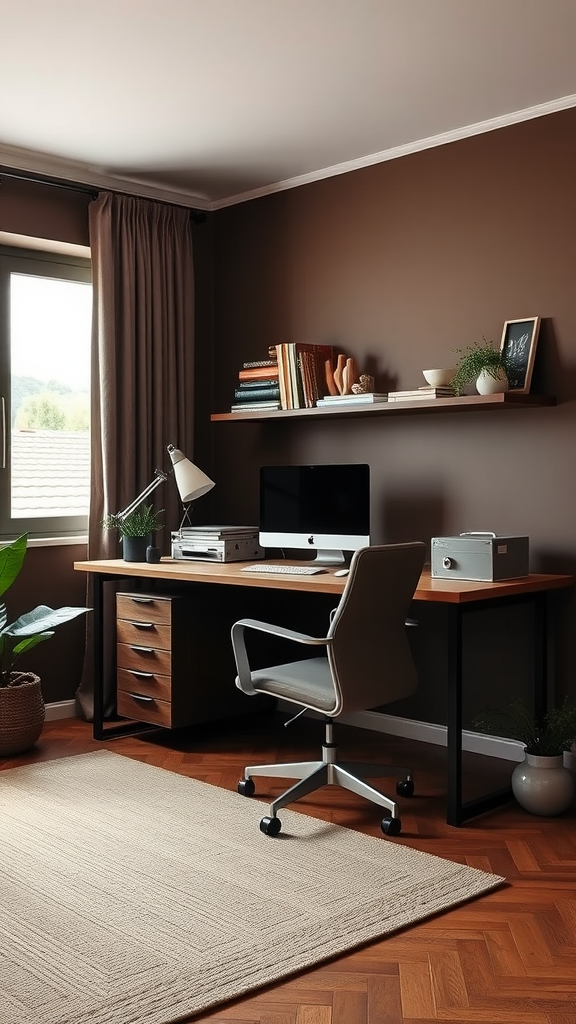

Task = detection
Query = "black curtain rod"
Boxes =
[0,168,207,222]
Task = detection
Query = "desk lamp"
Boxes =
[114,444,215,562]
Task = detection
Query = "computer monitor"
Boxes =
[259,463,370,565]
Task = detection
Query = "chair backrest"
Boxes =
[327,542,426,716]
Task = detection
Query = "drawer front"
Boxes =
[117,618,172,650]
[117,642,172,675]
[117,689,173,728]
[117,667,171,701]
[117,593,172,625]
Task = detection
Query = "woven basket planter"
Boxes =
[0,672,45,756]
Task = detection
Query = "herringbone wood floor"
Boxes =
[2,712,575,1024]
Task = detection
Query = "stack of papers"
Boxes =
[316,393,388,406]
[387,387,455,402]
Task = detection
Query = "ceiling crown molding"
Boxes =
[2,92,576,211]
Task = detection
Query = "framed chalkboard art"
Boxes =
[499,316,541,394]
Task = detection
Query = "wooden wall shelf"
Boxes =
[211,393,556,423]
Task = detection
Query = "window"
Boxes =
[0,245,92,541]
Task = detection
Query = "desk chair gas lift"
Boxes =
[231,541,426,838]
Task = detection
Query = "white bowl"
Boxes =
[422,367,457,388]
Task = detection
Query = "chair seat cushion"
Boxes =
[250,657,337,712]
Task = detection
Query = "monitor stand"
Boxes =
[313,549,346,566]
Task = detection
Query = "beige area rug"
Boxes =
[0,750,504,1024]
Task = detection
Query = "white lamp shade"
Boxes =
[167,446,215,503]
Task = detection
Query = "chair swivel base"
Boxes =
[237,743,414,838]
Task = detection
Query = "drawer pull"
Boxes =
[129,645,155,654]
[128,693,155,703]
[128,597,154,604]
[131,621,154,629]
[128,670,155,679]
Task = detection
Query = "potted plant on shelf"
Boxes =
[450,339,509,396]
[474,696,576,816]
[0,534,90,756]
[102,503,164,562]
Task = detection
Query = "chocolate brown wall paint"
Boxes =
[211,108,576,708]
[0,177,90,245]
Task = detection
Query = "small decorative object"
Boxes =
[499,317,541,393]
[450,339,509,397]
[102,503,164,562]
[422,367,457,388]
[0,534,90,755]
[351,374,375,394]
[474,696,576,816]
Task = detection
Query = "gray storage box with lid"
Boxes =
[431,532,529,581]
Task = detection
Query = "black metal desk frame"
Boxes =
[83,563,562,828]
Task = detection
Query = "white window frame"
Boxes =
[0,243,92,542]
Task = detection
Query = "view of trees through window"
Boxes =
[9,268,92,525]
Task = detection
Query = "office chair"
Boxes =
[231,541,426,837]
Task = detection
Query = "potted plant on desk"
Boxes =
[102,504,164,562]
[450,340,509,396]
[0,534,90,756]
[474,696,576,816]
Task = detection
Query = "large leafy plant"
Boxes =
[0,534,90,687]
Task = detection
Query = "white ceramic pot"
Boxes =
[475,368,509,395]
[511,753,575,816]
[475,366,506,393]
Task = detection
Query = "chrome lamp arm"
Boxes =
[116,469,169,520]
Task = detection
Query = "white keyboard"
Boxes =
[240,563,326,575]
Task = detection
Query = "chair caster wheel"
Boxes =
[396,778,414,797]
[381,815,402,836]
[260,815,282,837]
[237,778,255,797]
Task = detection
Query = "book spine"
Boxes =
[233,386,280,402]
[276,344,291,410]
[229,403,280,411]
[236,379,279,390]
[238,365,279,381]
[242,359,277,369]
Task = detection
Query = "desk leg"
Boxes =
[446,599,513,826]
[446,605,464,826]
[445,593,548,827]
[92,572,105,740]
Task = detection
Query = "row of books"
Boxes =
[231,344,335,412]
[231,358,281,411]
[230,358,457,413]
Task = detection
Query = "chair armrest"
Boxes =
[231,618,331,696]
[233,617,330,645]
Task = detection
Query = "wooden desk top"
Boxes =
[74,557,574,605]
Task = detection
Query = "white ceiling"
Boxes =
[2,0,576,210]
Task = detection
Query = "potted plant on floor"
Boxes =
[0,534,90,756]
[450,339,509,396]
[474,696,576,815]
[102,504,164,562]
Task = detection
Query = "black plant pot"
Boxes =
[122,535,150,562]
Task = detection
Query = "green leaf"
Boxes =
[12,634,53,658]
[4,605,90,637]
[0,534,28,600]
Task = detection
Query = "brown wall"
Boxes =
[0,177,91,246]
[210,107,576,711]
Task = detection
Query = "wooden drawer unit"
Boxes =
[116,592,195,729]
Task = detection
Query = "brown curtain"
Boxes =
[76,192,196,720]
